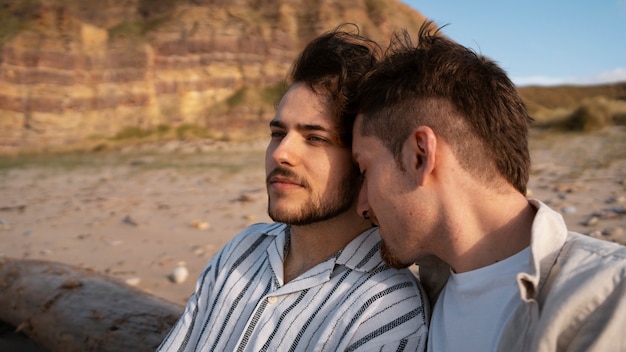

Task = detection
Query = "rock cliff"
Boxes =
[0,0,427,150]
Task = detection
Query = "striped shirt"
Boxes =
[157,223,428,352]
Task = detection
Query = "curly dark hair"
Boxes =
[289,24,381,146]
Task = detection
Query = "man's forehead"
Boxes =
[272,83,338,129]
[270,113,338,131]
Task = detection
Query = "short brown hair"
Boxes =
[356,22,533,194]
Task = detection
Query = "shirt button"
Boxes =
[268,296,277,304]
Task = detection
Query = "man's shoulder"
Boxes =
[524,232,626,350]
[542,231,626,299]
[214,222,284,261]
[561,231,626,263]
[229,222,285,243]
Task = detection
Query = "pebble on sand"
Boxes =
[583,216,599,227]
[169,262,189,284]
[607,195,625,204]
[561,206,577,214]
[125,277,141,286]
[191,220,210,230]
[122,215,139,226]
[602,227,624,237]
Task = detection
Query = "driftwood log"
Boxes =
[0,258,184,352]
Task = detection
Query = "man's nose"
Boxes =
[271,135,299,166]
[356,182,371,219]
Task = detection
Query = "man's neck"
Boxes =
[442,192,535,274]
[283,212,371,283]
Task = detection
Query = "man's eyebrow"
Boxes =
[299,123,331,133]
[269,120,284,128]
[270,120,335,134]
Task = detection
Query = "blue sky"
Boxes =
[402,1,626,86]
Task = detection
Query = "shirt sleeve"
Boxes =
[155,256,219,352]
[565,277,626,351]
[154,225,262,351]
[357,327,428,352]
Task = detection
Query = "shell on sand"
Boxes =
[169,262,189,284]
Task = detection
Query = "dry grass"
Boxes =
[532,97,626,132]
[519,82,626,113]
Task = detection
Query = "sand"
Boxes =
[0,127,625,347]
[1,140,273,306]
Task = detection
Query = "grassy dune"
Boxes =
[519,82,626,131]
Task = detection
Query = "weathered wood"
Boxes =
[0,258,184,352]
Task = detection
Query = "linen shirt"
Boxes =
[419,199,626,352]
[157,223,428,352]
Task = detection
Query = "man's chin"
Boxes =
[267,207,311,226]
[380,241,412,269]
[267,201,299,219]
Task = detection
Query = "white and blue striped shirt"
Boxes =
[157,223,428,351]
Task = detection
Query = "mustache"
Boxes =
[266,167,309,188]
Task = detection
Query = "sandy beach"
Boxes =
[1,127,625,309]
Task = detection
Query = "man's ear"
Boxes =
[406,126,437,186]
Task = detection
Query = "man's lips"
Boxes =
[266,167,308,190]
[268,176,302,187]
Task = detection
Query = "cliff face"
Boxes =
[0,0,427,150]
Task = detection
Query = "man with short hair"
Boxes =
[352,22,626,351]
[157,26,428,352]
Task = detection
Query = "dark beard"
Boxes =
[267,166,360,226]
[380,240,412,269]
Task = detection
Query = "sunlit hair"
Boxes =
[289,24,382,147]
[356,21,533,194]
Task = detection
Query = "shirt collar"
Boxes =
[516,199,568,301]
[335,227,385,273]
[264,224,384,273]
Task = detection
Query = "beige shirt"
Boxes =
[419,199,626,351]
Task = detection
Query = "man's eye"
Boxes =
[271,131,285,139]
[307,135,327,143]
